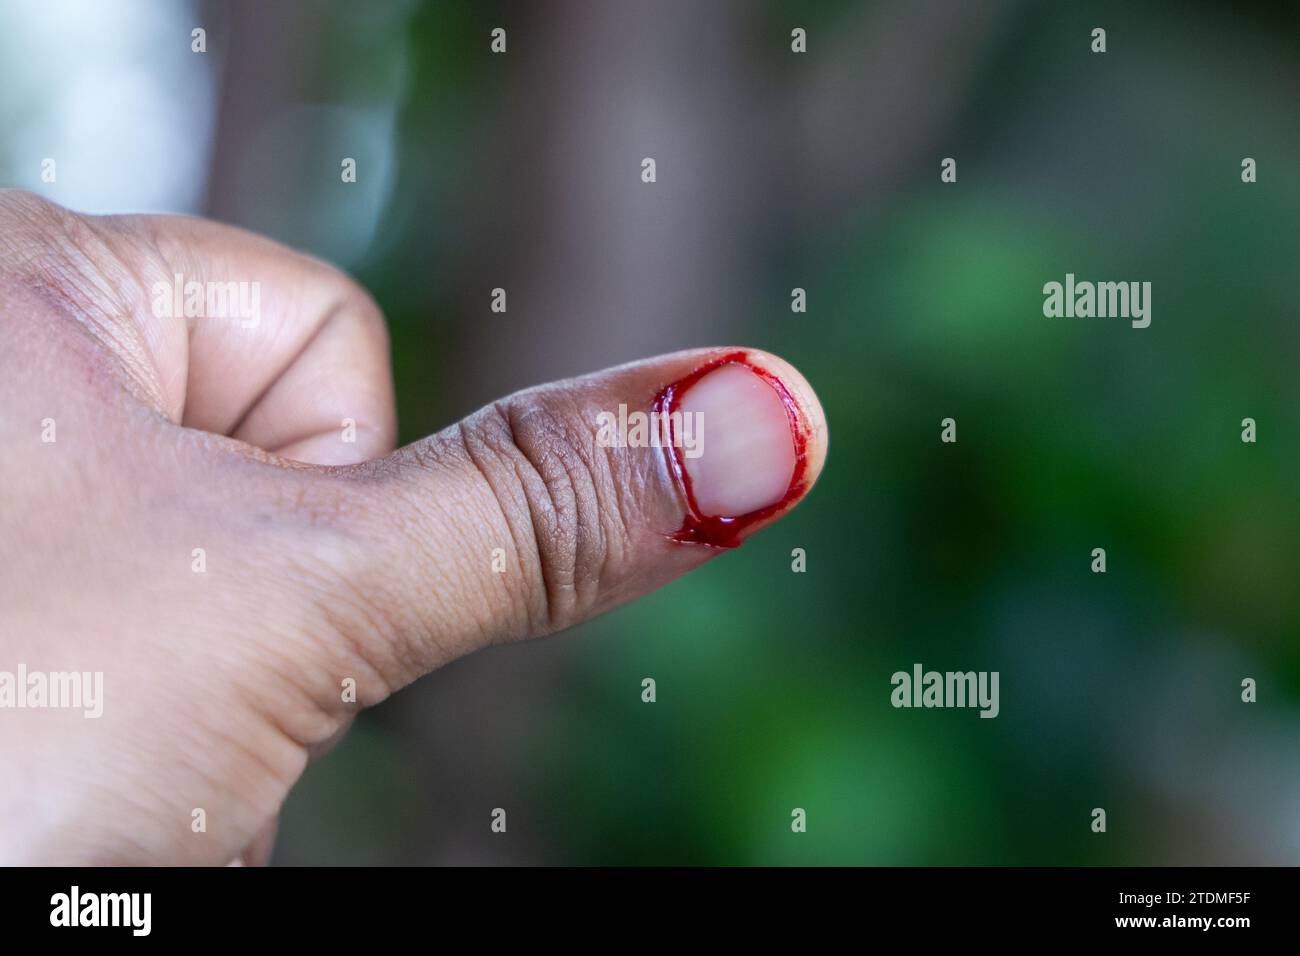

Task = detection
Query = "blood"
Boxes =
[651,350,809,549]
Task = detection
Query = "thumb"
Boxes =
[318,347,827,687]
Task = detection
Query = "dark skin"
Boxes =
[0,190,827,863]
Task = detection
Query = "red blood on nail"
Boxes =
[651,351,809,549]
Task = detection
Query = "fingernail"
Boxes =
[657,354,806,547]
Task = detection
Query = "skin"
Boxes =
[0,189,827,864]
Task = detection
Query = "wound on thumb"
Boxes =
[344,346,828,678]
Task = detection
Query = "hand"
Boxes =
[0,189,827,864]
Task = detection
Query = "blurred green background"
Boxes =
[3,0,1297,864]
